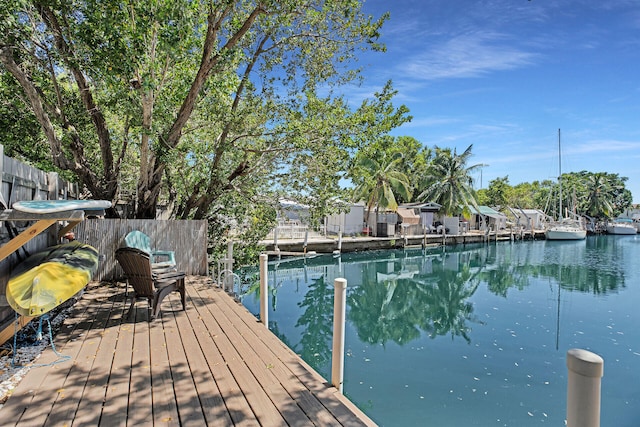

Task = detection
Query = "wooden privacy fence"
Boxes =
[74,219,209,281]
[0,144,209,340]
[0,146,82,334]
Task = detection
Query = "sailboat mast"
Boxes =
[558,128,562,221]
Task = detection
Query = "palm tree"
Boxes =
[584,173,616,218]
[418,144,482,216]
[351,152,412,232]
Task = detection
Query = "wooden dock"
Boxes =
[0,277,376,426]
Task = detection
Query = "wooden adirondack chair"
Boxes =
[123,230,176,269]
[115,247,185,319]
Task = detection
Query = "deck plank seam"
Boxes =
[185,283,284,425]
[191,284,323,425]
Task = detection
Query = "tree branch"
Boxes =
[164,4,266,147]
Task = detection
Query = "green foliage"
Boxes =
[475,188,489,206]
[563,171,631,218]
[349,134,429,204]
[484,176,511,208]
[479,171,631,219]
[350,151,411,225]
[1,0,412,248]
[418,145,481,216]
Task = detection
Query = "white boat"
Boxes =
[544,129,587,241]
[606,218,637,235]
[546,218,587,240]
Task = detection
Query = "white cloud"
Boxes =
[403,32,538,81]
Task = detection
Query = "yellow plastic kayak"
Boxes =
[6,241,99,316]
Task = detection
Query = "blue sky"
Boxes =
[352,0,640,202]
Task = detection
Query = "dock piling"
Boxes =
[566,348,604,427]
[259,254,268,327]
[332,278,347,393]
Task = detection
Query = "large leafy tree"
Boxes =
[0,1,393,219]
[483,176,511,208]
[418,144,482,216]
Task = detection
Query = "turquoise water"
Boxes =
[238,236,640,426]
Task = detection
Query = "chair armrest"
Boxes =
[150,250,176,267]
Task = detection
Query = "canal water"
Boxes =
[238,235,640,426]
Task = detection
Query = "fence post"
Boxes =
[259,254,268,327]
[566,348,604,427]
[332,278,347,393]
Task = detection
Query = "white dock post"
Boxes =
[303,229,309,255]
[259,254,268,327]
[566,348,604,427]
[331,278,347,393]
[225,241,234,292]
[338,228,343,252]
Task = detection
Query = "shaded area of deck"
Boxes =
[0,277,376,426]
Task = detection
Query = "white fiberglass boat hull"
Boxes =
[606,224,636,235]
[545,226,587,240]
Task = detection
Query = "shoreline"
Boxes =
[260,229,547,258]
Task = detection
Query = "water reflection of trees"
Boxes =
[292,275,334,367]
[479,239,626,296]
[348,273,424,346]
[540,238,625,294]
[349,249,484,345]
[244,237,628,357]
[417,263,482,343]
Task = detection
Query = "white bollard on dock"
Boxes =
[566,348,604,427]
[259,254,268,327]
[331,278,347,393]
[225,241,234,292]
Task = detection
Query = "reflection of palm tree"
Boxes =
[349,276,423,346]
[538,241,624,295]
[293,276,334,370]
[419,264,481,343]
[349,250,484,346]
[481,249,533,297]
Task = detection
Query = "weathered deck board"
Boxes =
[180,288,253,426]
[190,284,343,426]
[0,277,377,426]
[148,314,180,426]
[200,283,371,426]
[42,290,117,427]
[5,286,110,426]
[72,291,127,426]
